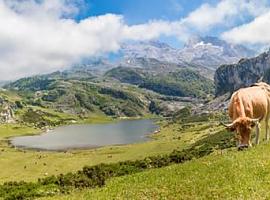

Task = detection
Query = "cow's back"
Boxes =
[229,86,269,120]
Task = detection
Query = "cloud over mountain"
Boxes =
[222,11,270,45]
[0,0,268,80]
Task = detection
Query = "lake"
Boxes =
[10,119,159,151]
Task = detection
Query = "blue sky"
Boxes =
[81,0,217,24]
[1,0,270,80]
[78,0,219,47]
[73,0,267,47]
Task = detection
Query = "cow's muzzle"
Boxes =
[237,144,250,151]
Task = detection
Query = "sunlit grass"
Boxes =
[0,121,213,183]
[47,142,270,200]
[40,121,270,200]
[3,117,265,200]
[0,124,38,138]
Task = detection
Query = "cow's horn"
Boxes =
[220,122,234,128]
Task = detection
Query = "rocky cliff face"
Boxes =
[0,104,15,123]
[214,50,270,96]
[0,97,15,123]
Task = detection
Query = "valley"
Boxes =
[2,1,270,199]
[0,36,266,200]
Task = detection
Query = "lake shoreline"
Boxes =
[9,118,160,152]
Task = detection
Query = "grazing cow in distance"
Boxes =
[222,82,270,149]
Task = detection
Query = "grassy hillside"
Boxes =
[105,67,214,98]
[3,66,212,122]
[45,120,270,200]
[140,69,214,98]
[0,106,267,200]
[105,67,145,85]
[57,143,270,200]
[4,76,154,118]
[0,113,238,199]
[0,111,234,198]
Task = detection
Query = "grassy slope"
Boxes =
[105,67,214,98]
[42,122,269,200]
[2,108,264,200]
[0,124,38,138]
[0,121,214,183]
[47,141,270,200]
[5,77,153,118]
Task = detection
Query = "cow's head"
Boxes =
[222,117,259,149]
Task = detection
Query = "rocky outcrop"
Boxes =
[0,104,15,123]
[0,96,16,123]
[214,50,270,96]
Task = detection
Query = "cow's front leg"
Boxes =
[255,123,260,145]
[265,118,269,141]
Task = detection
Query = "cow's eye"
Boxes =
[251,123,256,128]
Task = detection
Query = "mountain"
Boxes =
[118,56,211,78]
[105,67,214,98]
[59,59,116,78]
[1,35,255,120]
[214,49,270,96]
[179,36,256,70]
[120,36,256,72]
[5,68,201,119]
[4,75,153,117]
[120,41,188,66]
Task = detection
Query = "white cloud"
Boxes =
[222,11,270,45]
[0,0,186,80]
[183,0,269,31]
[0,0,268,80]
[0,1,125,80]
[122,20,189,41]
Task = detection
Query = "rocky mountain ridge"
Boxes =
[214,49,270,96]
[120,36,256,71]
[179,36,255,70]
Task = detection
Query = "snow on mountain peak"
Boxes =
[120,36,256,70]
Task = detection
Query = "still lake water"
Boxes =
[10,119,159,151]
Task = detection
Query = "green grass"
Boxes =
[1,117,265,200]
[0,124,38,138]
[79,113,114,124]
[0,119,233,199]
[0,121,214,183]
[46,141,270,200]
[40,122,269,200]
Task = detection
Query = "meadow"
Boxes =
[1,114,268,200]
[0,117,215,183]
[50,142,270,200]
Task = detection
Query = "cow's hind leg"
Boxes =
[255,123,260,145]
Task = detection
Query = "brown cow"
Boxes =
[223,82,270,149]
